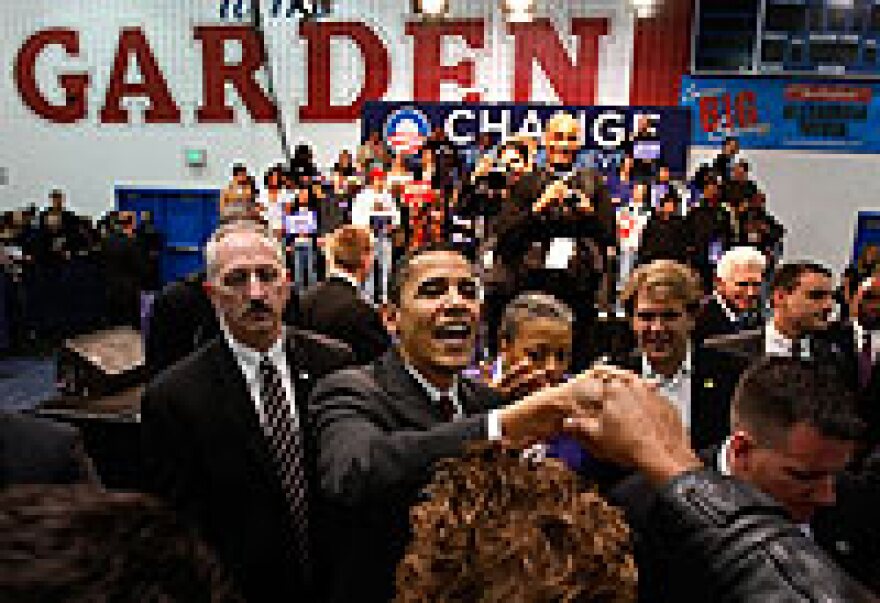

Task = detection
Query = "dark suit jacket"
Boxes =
[611,445,880,601]
[704,326,856,380]
[614,344,746,451]
[693,294,764,342]
[827,322,880,450]
[141,329,353,603]
[0,412,99,487]
[297,276,390,365]
[308,350,505,603]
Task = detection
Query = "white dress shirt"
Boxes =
[642,345,693,430]
[854,321,880,365]
[220,321,299,429]
[765,322,811,359]
[402,360,503,439]
[717,436,812,538]
[351,189,401,229]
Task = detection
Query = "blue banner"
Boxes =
[361,101,691,175]
[681,76,880,153]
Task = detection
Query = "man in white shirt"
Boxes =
[141,219,354,603]
[615,260,746,451]
[351,169,401,303]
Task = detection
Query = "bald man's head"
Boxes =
[544,112,581,166]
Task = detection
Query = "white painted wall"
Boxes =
[688,147,880,273]
[0,0,636,216]
[1,0,878,273]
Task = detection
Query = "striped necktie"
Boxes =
[259,356,311,579]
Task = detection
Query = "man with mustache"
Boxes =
[613,260,746,451]
[706,261,849,370]
[141,220,354,602]
[309,244,607,603]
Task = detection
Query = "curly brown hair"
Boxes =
[395,442,637,603]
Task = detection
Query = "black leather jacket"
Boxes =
[653,469,877,602]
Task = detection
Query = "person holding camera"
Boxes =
[495,112,615,369]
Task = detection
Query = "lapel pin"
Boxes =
[299,372,310,381]
[703,379,715,389]
[835,540,852,555]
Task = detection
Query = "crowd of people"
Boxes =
[0,190,162,349]
[2,112,880,601]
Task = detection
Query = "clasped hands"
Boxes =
[532,180,593,214]
[496,366,702,487]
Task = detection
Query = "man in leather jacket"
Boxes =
[564,365,878,602]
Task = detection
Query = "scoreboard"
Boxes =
[693,0,880,76]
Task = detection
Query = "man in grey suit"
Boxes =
[309,244,601,603]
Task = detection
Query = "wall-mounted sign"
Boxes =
[681,75,880,152]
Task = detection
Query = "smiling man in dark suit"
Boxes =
[613,260,746,452]
[298,224,389,365]
[309,244,602,603]
[141,220,353,603]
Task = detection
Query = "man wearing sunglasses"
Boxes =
[141,220,354,603]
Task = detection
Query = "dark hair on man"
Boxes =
[231,164,247,177]
[770,261,833,295]
[731,356,864,444]
[0,485,244,602]
[386,243,472,307]
[395,442,636,602]
[263,163,286,187]
[499,292,573,344]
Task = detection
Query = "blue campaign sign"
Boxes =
[681,75,880,153]
[361,101,691,175]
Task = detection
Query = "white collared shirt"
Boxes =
[854,321,880,365]
[765,322,811,359]
[642,345,693,430]
[717,436,813,539]
[220,321,298,429]
[402,362,464,419]
[401,359,503,439]
[713,291,739,324]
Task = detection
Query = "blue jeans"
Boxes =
[292,238,316,293]
[365,234,393,304]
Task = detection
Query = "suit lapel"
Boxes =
[208,339,280,491]
[374,351,445,429]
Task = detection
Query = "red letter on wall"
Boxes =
[14,28,89,124]
[299,22,390,122]
[195,25,278,123]
[99,28,181,124]
[405,20,484,102]
[630,0,693,106]
[508,18,608,104]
